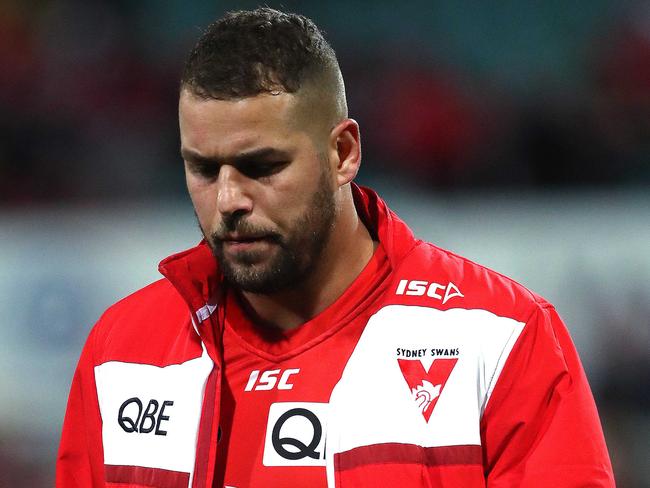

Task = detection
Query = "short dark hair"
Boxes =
[181,8,341,100]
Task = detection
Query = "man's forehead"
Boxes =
[179,89,300,124]
[180,90,300,145]
[178,89,326,157]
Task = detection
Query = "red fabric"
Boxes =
[335,443,482,470]
[480,304,615,487]
[335,463,485,487]
[105,465,190,488]
[192,366,220,488]
[56,326,105,488]
[334,443,485,487]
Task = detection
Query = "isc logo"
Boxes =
[395,280,463,304]
[245,368,300,391]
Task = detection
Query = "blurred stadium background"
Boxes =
[1,0,648,486]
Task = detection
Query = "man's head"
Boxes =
[179,8,361,294]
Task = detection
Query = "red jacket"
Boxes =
[57,185,615,487]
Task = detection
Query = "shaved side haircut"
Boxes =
[181,7,347,122]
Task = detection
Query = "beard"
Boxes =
[204,165,337,294]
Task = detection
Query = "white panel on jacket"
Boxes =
[326,305,525,458]
[95,349,213,474]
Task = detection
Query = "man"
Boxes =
[57,8,615,488]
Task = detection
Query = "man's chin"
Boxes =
[212,240,307,294]
[220,259,307,294]
[220,261,273,292]
[224,274,282,294]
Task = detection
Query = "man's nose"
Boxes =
[216,165,253,216]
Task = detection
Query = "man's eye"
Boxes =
[189,163,219,178]
[239,161,288,179]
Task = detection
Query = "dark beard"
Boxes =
[207,167,336,294]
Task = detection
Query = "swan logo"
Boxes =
[398,357,458,422]
[411,381,441,416]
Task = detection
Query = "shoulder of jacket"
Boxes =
[100,278,181,320]
[391,241,551,322]
[90,278,191,352]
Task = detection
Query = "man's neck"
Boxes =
[239,205,376,331]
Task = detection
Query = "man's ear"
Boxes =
[329,118,361,187]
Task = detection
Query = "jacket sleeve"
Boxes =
[56,324,105,487]
[481,303,615,487]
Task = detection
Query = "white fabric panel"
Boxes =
[263,402,329,467]
[95,349,213,476]
[326,305,525,465]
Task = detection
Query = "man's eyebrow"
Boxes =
[180,147,291,165]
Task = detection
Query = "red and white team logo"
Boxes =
[398,357,458,422]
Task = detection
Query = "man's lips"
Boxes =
[220,235,277,252]
[221,234,270,243]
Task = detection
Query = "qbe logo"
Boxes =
[263,402,328,467]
